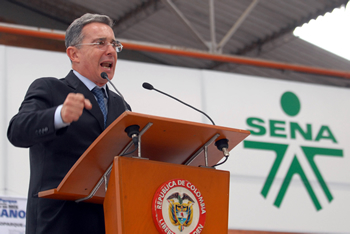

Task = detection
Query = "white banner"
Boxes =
[0,196,26,234]
[202,71,350,233]
[1,46,349,233]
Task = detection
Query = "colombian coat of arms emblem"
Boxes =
[152,179,206,234]
[168,192,194,231]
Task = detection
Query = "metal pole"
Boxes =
[209,0,217,53]
[162,0,210,50]
[1,23,349,78]
[217,0,259,51]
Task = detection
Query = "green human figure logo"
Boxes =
[244,91,343,211]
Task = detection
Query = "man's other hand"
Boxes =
[61,93,92,123]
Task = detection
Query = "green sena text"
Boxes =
[246,117,337,143]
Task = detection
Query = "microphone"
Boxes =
[143,82,232,168]
[142,82,154,90]
[101,72,130,111]
[142,82,215,125]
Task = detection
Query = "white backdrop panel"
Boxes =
[1,46,349,233]
[202,70,350,233]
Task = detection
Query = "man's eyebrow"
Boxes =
[92,37,107,42]
[92,38,117,42]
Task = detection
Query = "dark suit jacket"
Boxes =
[7,70,130,234]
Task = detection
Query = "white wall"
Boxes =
[1,46,349,233]
[4,47,72,196]
[202,71,350,233]
[0,46,6,194]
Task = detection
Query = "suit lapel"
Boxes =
[65,71,105,130]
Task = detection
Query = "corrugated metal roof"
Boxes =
[1,0,350,87]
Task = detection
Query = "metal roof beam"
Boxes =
[209,0,217,53]
[162,0,210,50]
[113,0,162,35]
[1,22,349,79]
[234,0,348,56]
[8,0,92,25]
[217,0,259,51]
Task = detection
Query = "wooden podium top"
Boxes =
[39,112,250,203]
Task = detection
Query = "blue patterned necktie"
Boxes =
[91,87,107,128]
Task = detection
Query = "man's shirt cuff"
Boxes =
[54,105,70,129]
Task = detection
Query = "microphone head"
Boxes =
[100,72,108,79]
[142,82,154,90]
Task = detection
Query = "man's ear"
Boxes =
[66,46,80,63]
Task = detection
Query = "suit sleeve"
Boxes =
[7,78,64,148]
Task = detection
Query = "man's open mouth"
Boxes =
[101,62,112,69]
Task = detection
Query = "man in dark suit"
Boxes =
[7,13,129,233]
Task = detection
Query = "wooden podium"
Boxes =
[38,112,250,233]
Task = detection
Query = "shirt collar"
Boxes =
[73,70,107,92]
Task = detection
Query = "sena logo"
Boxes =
[244,91,343,211]
[152,179,206,234]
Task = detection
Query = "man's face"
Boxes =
[71,22,117,86]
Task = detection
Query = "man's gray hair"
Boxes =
[65,13,114,49]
